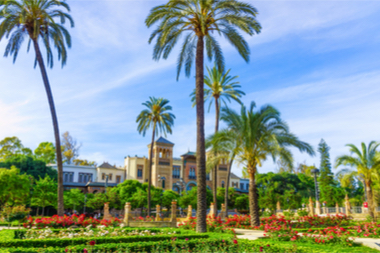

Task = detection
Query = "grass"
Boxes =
[256,238,379,253]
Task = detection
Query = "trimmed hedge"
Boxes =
[0,234,208,248]
[4,238,309,253]
[13,227,190,239]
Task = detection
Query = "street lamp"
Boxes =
[311,169,320,201]
[83,194,87,214]
[176,178,186,195]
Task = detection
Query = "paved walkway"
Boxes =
[235,229,380,251]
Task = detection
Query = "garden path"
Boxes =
[235,229,380,251]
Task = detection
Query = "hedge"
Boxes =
[13,227,190,239]
[3,238,309,253]
[0,234,208,248]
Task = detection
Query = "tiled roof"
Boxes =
[98,162,116,169]
[230,172,240,179]
[181,151,196,157]
[155,137,174,145]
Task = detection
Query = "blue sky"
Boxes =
[0,0,380,177]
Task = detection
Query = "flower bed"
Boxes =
[178,216,235,234]
[23,214,121,229]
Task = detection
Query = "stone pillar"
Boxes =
[123,202,131,225]
[171,201,177,226]
[276,201,281,211]
[221,203,226,219]
[104,202,112,220]
[335,202,340,214]
[315,200,321,215]
[208,202,215,217]
[156,205,161,221]
[344,194,351,215]
[308,197,314,216]
[187,205,192,218]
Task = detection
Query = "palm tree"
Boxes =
[136,97,175,216]
[206,129,240,216]
[146,0,261,232]
[335,142,380,219]
[0,0,74,216]
[191,66,244,211]
[221,102,315,226]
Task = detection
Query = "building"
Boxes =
[49,162,124,193]
[50,137,249,195]
[125,137,230,193]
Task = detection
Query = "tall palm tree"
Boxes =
[190,66,244,212]
[136,97,175,216]
[0,0,74,216]
[221,102,315,226]
[146,0,261,232]
[335,142,380,219]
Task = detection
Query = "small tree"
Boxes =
[31,175,57,216]
[64,189,84,212]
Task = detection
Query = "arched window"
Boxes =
[221,181,225,188]
[162,179,165,189]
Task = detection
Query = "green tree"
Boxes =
[178,187,213,210]
[191,66,244,211]
[136,97,175,216]
[73,159,97,166]
[235,194,249,211]
[318,139,336,205]
[220,102,315,226]
[162,190,180,209]
[86,192,107,210]
[0,167,31,208]
[61,131,81,165]
[34,142,56,164]
[335,141,380,219]
[146,0,261,232]
[64,189,84,211]
[0,0,74,216]
[31,175,57,216]
[0,137,32,160]
[0,154,57,180]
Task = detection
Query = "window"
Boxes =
[240,183,243,189]
[221,181,225,188]
[246,184,249,190]
[78,173,93,183]
[63,172,74,183]
[102,173,105,180]
[116,175,121,183]
[189,167,196,179]
[109,174,113,181]
[162,180,165,189]
[137,165,143,178]
[173,166,180,179]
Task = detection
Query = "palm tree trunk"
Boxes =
[366,180,375,219]
[249,167,260,226]
[224,155,235,218]
[195,35,207,233]
[148,124,156,216]
[32,39,64,216]
[213,98,219,215]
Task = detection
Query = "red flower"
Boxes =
[83,249,88,253]
[233,239,238,244]
[185,238,189,241]
[260,246,263,252]
[267,244,270,247]
[89,240,96,246]
[65,249,68,253]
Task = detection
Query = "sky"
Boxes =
[0,0,380,177]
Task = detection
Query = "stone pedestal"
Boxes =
[335,202,340,214]
[171,201,177,226]
[344,195,351,215]
[156,205,161,221]
[104,202,112,220]
[315,201,321,215]
[187,205,192,218]
[220,203,226,219]
[208,202,215,217]
[123,202,131,225]
[276,201,281,211]
[308,197,314,216]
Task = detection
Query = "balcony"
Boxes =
[188,175,196,180]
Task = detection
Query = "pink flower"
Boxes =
[65,249,68,253]
[83,249,88,253]
[185,238,189,241]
